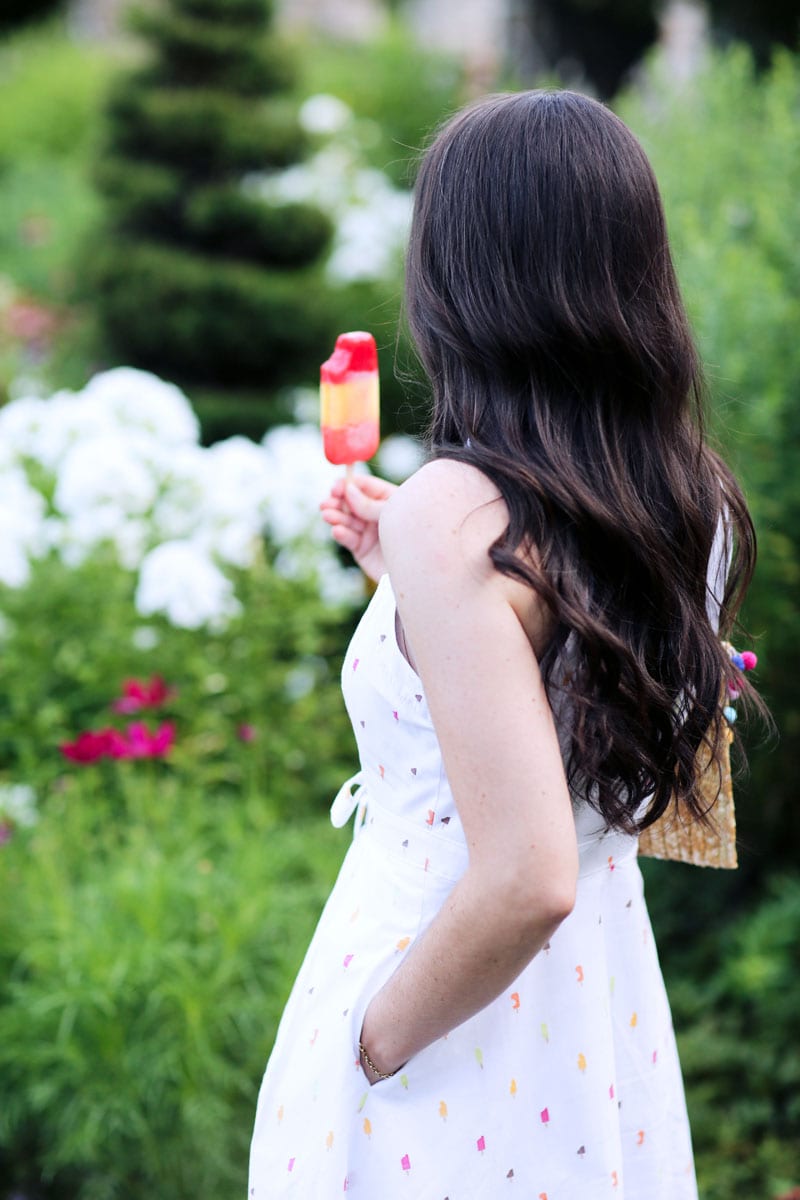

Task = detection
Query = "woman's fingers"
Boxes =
[344,482,385,523]
[320,505,366,535]
[329,523,361,553]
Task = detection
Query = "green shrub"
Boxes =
[0,789,343,1200]
[294,21,466,187]
[0,23,115,166]
[618,47,800,869]
[667,876,800,1199]
[92,0,334,390]
[0,527,362,1197]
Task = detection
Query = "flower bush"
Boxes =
[0,365,367,618]
[0,366,369,1195]
[250,93,413,286]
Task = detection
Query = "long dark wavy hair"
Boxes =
[405,90,759,833]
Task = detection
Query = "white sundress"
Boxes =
[248,572,698,1199]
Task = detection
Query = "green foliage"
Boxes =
[0,24,114,400]
[295,21,466,187]
[0,161,102,300]
[0,23,115,166]
[129,4,293,94]
[0,547,358,1197]
[0,553,356,810]
[0,1,64,35]
[92,0,333,390]
[90,239,331,386]
[0,780,343,1199]
[618,47,800,867]
[666,877,800,1198]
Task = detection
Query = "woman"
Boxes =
[248,90,757,1198]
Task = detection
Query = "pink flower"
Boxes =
[112,675,175,714]
[61,728,120,764]
[4,299,58,344]
[60,722,175,764]
[122,721,175,759]
[237,723,257,742]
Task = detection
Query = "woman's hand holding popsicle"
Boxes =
[320,475,396,583]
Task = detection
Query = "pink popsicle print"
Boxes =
[540,1107,550,1126]
[477,1135,486,1154]
[343,953,354,968]
[609,1083,615,1100]
[287,1158,295,1172]
[401,1153,411,1174]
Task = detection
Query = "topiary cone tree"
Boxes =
[92,0,334,392]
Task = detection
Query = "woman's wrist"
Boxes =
[358,1039,398,1083]
[358,1005,405,1082]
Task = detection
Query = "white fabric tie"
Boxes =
[329,770,368,837]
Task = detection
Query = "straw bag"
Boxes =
[637,643,756,869]
[637,720,737,868]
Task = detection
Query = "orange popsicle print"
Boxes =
[320,332,380,466]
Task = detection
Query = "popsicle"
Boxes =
[320,331,380,469]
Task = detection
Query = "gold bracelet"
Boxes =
[358,1039,397,1080]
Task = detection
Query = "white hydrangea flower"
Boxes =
[135,540,243,630]
[81,367,199,446]
[0,783,38,828]
[299,94,353,136]
[249,124,412,285]
[131,625,160,651]
[375,433,425,482]
[0,466,48,587]
[151,444,210,542]
[55,431,165,520]
[261,423,367,545]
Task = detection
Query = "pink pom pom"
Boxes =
[741,651,758,671]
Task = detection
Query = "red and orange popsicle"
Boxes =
[320,331,380,468]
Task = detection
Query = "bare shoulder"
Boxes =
[380,457,553,654]
[379,458,508,582]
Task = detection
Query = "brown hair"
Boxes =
[405,90,758,832]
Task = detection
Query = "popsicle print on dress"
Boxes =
[400,1154,411,1174]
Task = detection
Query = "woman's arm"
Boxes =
[359,459,579,1081]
